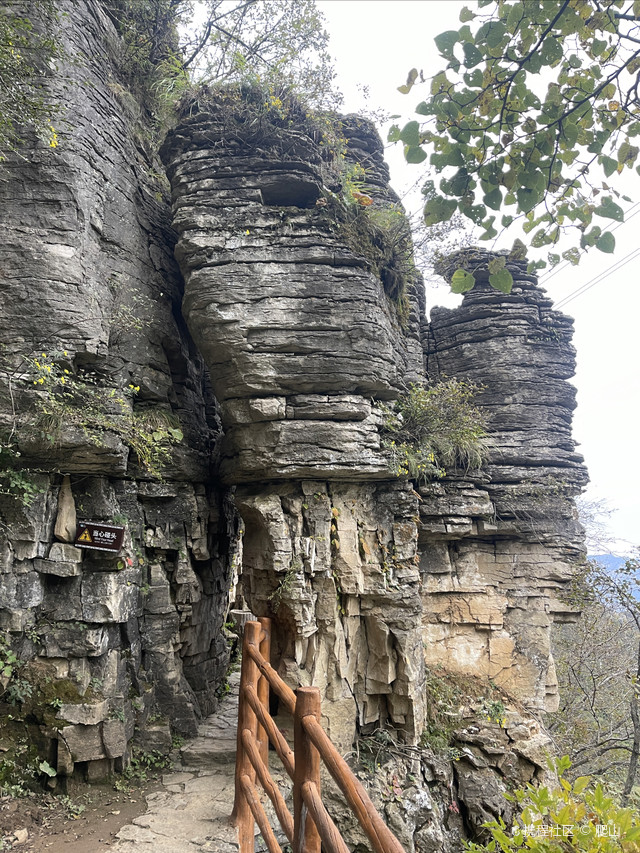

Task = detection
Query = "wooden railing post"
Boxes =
[231,620,261,851]
[293,687,322,853]
[257,616,271,768]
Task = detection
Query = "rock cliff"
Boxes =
[0,0,237,780]
[0,0,587,845]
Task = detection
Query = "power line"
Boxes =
[539,203,640,285]
[554,247,640,310]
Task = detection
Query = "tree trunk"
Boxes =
[622,641,640,805]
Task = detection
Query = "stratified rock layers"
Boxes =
[161,105,424,484]
[422,256,587,710]
[163,99,587,751]
[162,102,427,746]
[0,0,236,778]
[0,2,589,815]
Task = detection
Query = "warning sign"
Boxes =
[74,521,125,554]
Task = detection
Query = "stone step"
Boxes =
[180,737,237,768]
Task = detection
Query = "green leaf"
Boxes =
[450,269,475,293]
[562,247,581,265]
[415,101,430,116]
[595,231,615,253]
[397,68,419,95]
[580,226,601,248]
[464,68,483,87]
[594,196,624,222]
[479,216,498,240]
[38,760,57,778]
[600,155,617,177]
[405,145,427,163]
[540,36,563,65]
[618,141,639,167]
[399,120,420,146]
[572,777,590,795]
[423,196,458,226]
[459,6,475,22]
[387,124,401,143]
[486,20,506,48]
[516,187,541,213]
[434,31,459,57]
[463,42,483,68]
[483,187,502,210]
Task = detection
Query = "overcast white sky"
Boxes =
[318,0,640,554]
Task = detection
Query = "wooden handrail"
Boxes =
[302,715,406,853]
[293,687,321,853]
[240,773,282,853]
[244,682,295,778]
[301,781,350,853]
[241,728,293,842]
[231,619,407,853]
[245,640,296,714]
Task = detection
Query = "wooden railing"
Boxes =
[231,618,406,853]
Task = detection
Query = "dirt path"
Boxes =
[1,673,241,853]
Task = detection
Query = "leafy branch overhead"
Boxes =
[391,0,640,293]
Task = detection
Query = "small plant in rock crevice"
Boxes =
[18,349,183,478]
[268,559,300,613]
[380,379,488,483]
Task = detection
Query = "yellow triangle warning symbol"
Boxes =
[78,529,92,543]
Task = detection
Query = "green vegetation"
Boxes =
[25,349,183,478]
[381,380,488,483]
[0,0,61,159]
[113,747,171,791]
[103,0,339,131]
[332,197,417,321]
[3,1,338,161]
[467,757,640,852]
[394,0,640,293]
[552,556,640,805]
[268,559,301,613]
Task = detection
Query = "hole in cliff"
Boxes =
[260,178,320,208]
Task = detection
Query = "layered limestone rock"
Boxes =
[421,252,588,711]
[162,96,428,748]
[162,96,587,751]
[0,0,236,779]
[0,5,589,839]
[235,481,424,749]
[161,96,424,483]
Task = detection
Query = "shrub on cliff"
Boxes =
[381,379,488,482]
[467,758,640,853]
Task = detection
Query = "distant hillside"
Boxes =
[589,554,628,571]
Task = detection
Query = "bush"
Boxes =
[381,380,487,483]
[467,757,640,853]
